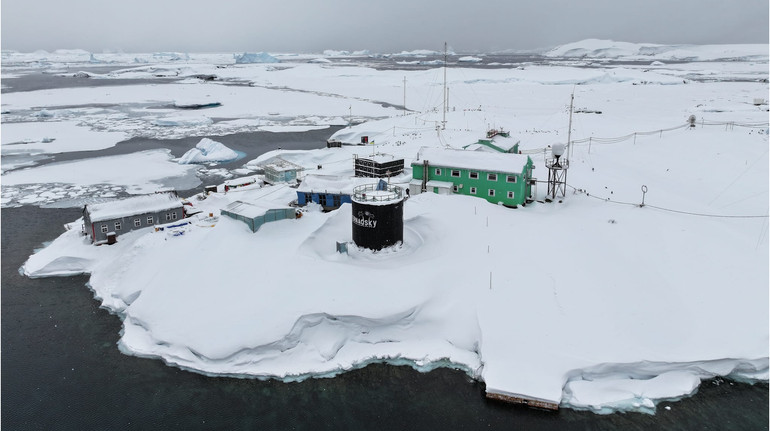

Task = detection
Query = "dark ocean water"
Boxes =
[1,62,768,431]
[2,207,768,431]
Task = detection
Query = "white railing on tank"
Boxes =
[352,183,403,202]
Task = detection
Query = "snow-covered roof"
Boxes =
[223,176,260,187]
[86,193,182,222]
[262,157,303,172]
[221,200,290,219]
[487,135,520,151]
[297,174,373,195]
[356,153,404,164]
[415,147,530,173]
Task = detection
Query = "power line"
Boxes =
[567,184,768,219]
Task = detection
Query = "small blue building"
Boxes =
[296,175,375,211]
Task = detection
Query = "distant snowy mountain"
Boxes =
[542,39,769,61]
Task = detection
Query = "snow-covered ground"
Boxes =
[6,40,769,414]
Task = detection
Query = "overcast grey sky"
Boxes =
[2,0,768,53]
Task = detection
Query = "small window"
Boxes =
[333,195,341,207]
[469,171,479,179]
[114,221,122,231]
[507,191,515,199]
[318,194,328,206]
[166,213,171,221]
[452,185,458,193]
[147,216,154,225]
[101,224,108,233]
[451,170,460,177]
[488,189,495,197]
[470,187,477,195]
[171,212,178,220]
[487,173,497,181]
[134,219,141,228]
[434,168,442,176]
[506,175,517,183]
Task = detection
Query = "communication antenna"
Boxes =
[546,143,568,200]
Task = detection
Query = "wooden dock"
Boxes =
[485,390,560,411]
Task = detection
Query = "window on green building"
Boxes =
[452,185,458,192]
[434,168,442,176]
[470,187,477,195]
[506,175,517,183]
[507,191,514,199]
[451,170,460,177]
[488,173,497,181]
[488,189,495,197]
[469,171,478,179]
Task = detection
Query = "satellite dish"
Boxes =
[552,143,565,157]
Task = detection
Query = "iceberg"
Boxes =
[177,138,240,164]
[234,52,279,64]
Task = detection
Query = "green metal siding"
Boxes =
[412,158,533,206]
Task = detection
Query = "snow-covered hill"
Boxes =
[543,39,769,61]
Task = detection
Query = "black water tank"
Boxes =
[351,183,404,250]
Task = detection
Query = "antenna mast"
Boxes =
[566,90,574,160]
[442,42,447,130]
[403,76,407,116]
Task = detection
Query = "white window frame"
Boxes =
[114,221,122,231]
[101,224,108,233]
[434,168,442,176]
[171,212,178,220]
[134,219,141,228]
[487,173,497,182]
[452,185,458,193]
[470,187,477,195]
[451,169,460,177]
[506,175,517,183]
[166,213,172,221]
[507,191,515,199]
[147,216,154,225]
[488,189,495,197]
[469,171,479,179]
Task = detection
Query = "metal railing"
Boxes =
[352,183,403,202]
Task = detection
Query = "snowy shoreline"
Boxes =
[8,40,769,414]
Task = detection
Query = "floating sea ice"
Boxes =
[152,116,213,127]
[177,138,240,165]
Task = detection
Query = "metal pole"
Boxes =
[442,42,447,130]
[403,76,407,116]
[567,91,574,160]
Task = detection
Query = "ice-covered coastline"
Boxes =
[9,40,769,414]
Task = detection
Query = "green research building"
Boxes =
[409,147,534,207]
